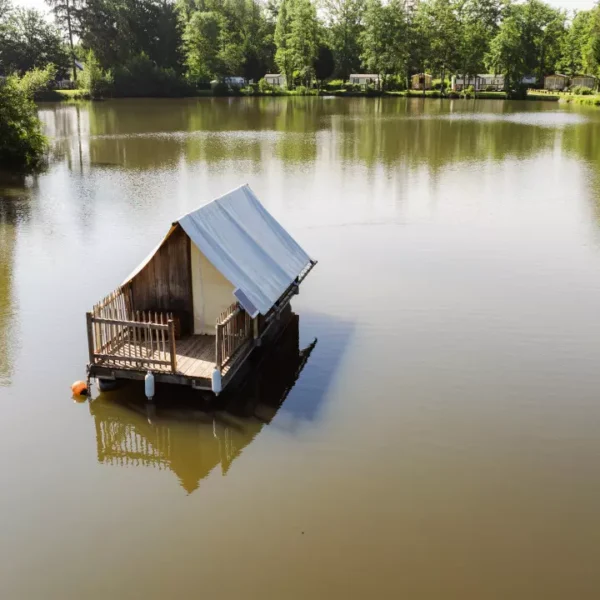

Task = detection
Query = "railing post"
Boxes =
[216,323,222,369]
[168,320,177,373]
[86,312,95,364]
[253,317,261,347]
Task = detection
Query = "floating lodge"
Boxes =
[86,185,316,395]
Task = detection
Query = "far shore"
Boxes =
[37,89,566,103]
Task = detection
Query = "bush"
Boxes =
[447,91,459,99]
[571,85,593,96]
[325,79,344,91]
[112,53,192,98]
[211,81,229,96]
[20,64,57,98]
[460,85,475,99]
[432,78,450,91]
[507,83,528,100]
[0,75,47,172]
[80,50,113,99]
[294,85,308,95]
[258,78,273,94]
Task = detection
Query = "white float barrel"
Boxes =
[145,371,155,400]
[212,368,222,395]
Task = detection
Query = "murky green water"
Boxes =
[2,97,600,598]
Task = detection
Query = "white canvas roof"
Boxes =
[123,184,312,316]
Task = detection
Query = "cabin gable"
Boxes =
[128,224,193,334]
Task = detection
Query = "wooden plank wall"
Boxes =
[130,225,193,335]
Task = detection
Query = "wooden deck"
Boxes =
[94,334,231,379]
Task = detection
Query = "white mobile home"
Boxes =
[349,74,381,88]
[264,74,286,87]
[452,74,504,92]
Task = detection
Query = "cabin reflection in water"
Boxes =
[89,314,315,493]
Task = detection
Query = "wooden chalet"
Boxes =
[86,185,316,394]
[411,73,432,91]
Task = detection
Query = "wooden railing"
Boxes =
[87,289,177,372]
[215,303,252,370]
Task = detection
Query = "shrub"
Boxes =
[112,53,191,98]
[571,85,593,96]
[80,50,113,98]
[447,91,459,99]
[325,79,344,91]
[460,85,475,99]
[294,85,308,95]
[20,64,57,98]
[432,78,450,91]
[211,81,229,96]
[258,78,274,94]
[0,75,47,172]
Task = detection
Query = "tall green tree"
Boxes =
[418,0,460,90]
[0,7,69,76]
[182,10,224,79]
[486,0,565,94]
[288,0,319,85]
[274,0,294,84]
[323,0,365,81]
[45,0,79,81]
[360,0,408,86]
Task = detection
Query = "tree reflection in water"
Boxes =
[88,313,316,494]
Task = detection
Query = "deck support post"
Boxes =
[215,323,223,369]
[86,312,95,364]
[168,320,177,372]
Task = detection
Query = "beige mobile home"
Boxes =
[571,75,596,89]
[544,74,569,91]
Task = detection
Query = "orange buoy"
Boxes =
[71,380,88,396]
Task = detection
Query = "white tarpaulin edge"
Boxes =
[178,184,311,315]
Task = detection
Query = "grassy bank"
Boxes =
[559,94,600,107]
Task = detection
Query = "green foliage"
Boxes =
[314,44,335,84]
[571,85,593,95]
[0,5,70,77]
[79,50,113,98]
[18,63,57,97]
[360,0,408,83]
[0,75,47,172]
[112,53,193,98]
[275,0,319,87]
[460,84,475,98]
[323,0,365,80]
[486,0,565,91]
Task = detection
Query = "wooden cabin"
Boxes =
[411,73,432,91]
[544,74,569,91]
[86,185,316,394]
[571,75,596,90]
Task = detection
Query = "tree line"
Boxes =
[2,0,600,96]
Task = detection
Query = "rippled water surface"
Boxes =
[2,97,600,598]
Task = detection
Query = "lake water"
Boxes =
[2,97,600,598]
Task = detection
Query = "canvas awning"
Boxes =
[123,184,312,316]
